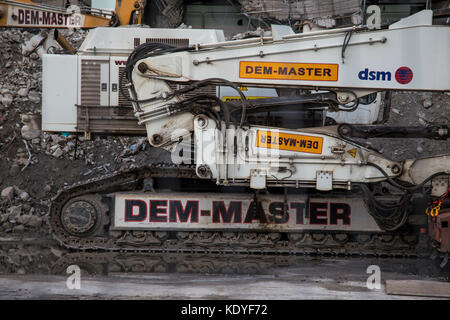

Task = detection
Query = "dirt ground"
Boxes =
[0,240,448,300]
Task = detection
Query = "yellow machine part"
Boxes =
[0,0,144,28]
[116,0,144,26]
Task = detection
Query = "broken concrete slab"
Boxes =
[21,125,41,140]
[1,187,15,200]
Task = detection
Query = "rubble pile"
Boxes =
[369,92,450,160]
[0,242,60,274]
[239,0,361,25]
[0,185,44,234]
[0,30,41,118]
[0,28,170,237]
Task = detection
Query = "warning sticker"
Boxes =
[240,61,339,82]
[347,148,357,158]
[221,96,271,102]
[256,130,323,154]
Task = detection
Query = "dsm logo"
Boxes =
[358,67,413,84]
[395,67,413,84]
[358,68,391,81]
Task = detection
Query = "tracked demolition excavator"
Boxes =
[0,0,144,28]
[0,0,145,56]
[48,9,450,262]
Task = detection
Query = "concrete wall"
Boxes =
[238,0,362,20]
[32,0,88,7]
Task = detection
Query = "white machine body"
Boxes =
[41,27,226,132]
[128,11,450,192]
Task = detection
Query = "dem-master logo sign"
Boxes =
[240,61,339,82]
[7,5,84,28]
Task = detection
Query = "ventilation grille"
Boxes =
[145,38,189,47]
[133,37,189,48]
[76,106,146,136]
[168,82,217,100]
[118,67,132,107]
[80,60,101,106]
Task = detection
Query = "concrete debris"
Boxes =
[83,163,111,177]
[13,148,28,167]
[0,241,62,274]
[12,225,25,233]
[50,134,66,145]
[416,145,424,154]
[177,23,192,29]
[391,108,402,115]
[232,27,271,40]
[26,215,42,228]
[152,0,184,28]
[1,186,30,202]
[27,91,41,104]
[18,191,30,201]
[416,110,430,126]
[29,52,39,60]
[17,87,29,97]
[239,0,360,22]
[367,92,449,161]
[0,94,13,107]
[418,117,428,126]
[423,99,433,109]
[20,114,40,128]
[16,214,30,225]
[15,267,26,274]
[120,137,148,157]
[21,31,47,57]
[21,125,41,140]
[0,185,46,232]
[121,157,136,163]
[50,246,64,258]
[7,205,22,222]
[8,164,20,177]
[51,148,64,158]
[1,187,15,200]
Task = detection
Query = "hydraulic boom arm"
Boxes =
[124,10,450,197]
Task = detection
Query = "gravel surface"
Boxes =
[0,240,448,299]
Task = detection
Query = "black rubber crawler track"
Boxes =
[49,164,431,257]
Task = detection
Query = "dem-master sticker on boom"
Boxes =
[257,130,323,154]
[239,61,339,81]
